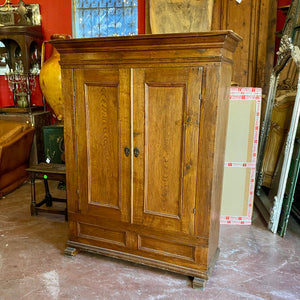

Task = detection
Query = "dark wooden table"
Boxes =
[26,163,67,220]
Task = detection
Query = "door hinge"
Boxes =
[193,208,196,214]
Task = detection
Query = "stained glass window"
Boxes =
[73,0,138,38]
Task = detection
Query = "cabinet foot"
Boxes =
[64,247,79,257]
[192,277,206,290]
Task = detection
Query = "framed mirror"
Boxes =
[255,0,300,234]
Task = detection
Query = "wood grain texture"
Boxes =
[132,67,202,234]
[149,0,214,33]
[54,32,240,285]
[73,69,131,223]
[212,0,276,93]
[86,83,120,207]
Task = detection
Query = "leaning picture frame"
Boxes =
[255,0,300,233]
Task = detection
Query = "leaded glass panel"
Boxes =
[73,0,138,38]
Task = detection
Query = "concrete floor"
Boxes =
[0,181,300,300]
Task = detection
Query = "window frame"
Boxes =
[71,0,145,38]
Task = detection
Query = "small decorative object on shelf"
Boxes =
[4,56,39,108]
[0,0,41,26]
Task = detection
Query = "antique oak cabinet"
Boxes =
[52,31,241,288]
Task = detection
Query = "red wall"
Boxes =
[0,0,72,107]
[0,0,146,107]
[138,0,145,34]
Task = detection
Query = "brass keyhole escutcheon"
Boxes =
[134,147,140,157]
[124,147,130,157]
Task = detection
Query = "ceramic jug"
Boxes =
[39,34,71,122]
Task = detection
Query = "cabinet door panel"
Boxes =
[87,84,120,207]
[133,67,203,235]
[146,84,183,217]
[74,69,131,222]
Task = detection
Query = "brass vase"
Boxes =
[39,34,71,122]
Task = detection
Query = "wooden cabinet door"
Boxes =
[132,67,203,235]
[74,68,131,223]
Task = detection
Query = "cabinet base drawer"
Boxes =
[78,222,127,247]
[66,240,219,283]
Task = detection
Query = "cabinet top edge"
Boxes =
[51,30,242,53]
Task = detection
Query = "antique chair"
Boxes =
[0,120,35,197]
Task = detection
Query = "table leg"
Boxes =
[30,174,37,216]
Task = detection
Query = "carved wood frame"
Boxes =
[255,0,300,233]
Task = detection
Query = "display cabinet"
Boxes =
[0,24,43,109]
